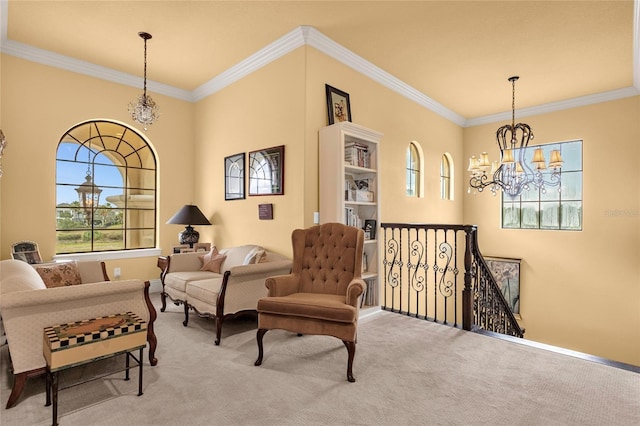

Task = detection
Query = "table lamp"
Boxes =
[166,204,211,247]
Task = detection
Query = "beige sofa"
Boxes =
[160,245,292,345]
[0,259,157,408]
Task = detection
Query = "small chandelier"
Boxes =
[468,76,563,198]
[128,31,159,130]
[75,135,102,225]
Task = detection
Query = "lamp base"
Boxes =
[179,226,199,248]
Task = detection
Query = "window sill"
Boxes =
[53,248,161,262]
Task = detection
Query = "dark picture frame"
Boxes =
[325,84,352,125]
[224,153,245,200]
[248,145,285,196]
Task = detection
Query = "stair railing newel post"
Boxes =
[462,226,476,331]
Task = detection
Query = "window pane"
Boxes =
[520,202,539,228]
[540,202,560,229]
[560,141,582,172]
[93,230,125,251]
[126,229,155,249]
[561,201,582,230]
[502,203,520,228]
[560,171,582,200]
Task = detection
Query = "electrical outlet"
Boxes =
[313,212,320,224]
[114,267,121,278]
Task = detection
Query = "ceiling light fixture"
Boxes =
[468,76,563,198]
[128,31,160,131]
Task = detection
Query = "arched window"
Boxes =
[56,120,157,254]
[440,153,454,200]
[406,142,423,197]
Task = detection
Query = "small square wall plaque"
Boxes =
[258,204,273,220]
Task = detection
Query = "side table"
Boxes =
[157,256,168,312]
[43,312,147,426]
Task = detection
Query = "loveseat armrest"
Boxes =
[346,278,366,307]
[265,274,300,297]
[227,259,292,278]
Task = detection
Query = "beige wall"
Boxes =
[0,55,195,281]
[463,97,640,365]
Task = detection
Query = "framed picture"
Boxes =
[484,256,521,317]
[11,240,43,264]
[248,145,285,196]
[193,242,211,253]
[325,84,352,125]
[172,244,189,254]
[224,153,245,200]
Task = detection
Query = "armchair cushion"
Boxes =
[257,293,356,323]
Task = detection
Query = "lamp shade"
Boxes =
[166,205,211,226]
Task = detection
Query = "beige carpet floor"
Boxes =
[1,293,639,426]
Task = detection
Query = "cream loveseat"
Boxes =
[160,245,292,345]
[0,259,157,408]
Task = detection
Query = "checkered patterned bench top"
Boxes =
[44,312,147,351]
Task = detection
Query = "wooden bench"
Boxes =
[43,312,147,426]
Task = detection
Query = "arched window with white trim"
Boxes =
[440,152,454,200]
[55,120,157,254]
[406,142,424,197]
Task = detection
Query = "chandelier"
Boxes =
[468,76,563,198]
[128,31,160,130]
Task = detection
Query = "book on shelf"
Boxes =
[344,142,370,168]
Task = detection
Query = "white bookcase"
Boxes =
[319,122,383,307]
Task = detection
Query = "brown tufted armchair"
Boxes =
[254,222,365,382]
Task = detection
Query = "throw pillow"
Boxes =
[253,249,267,264]
[198,246,218,265]
[35,262,83,288]
[200,254,227,273]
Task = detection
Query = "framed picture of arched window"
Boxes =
[224,153,245,200]
[248,145,285,196]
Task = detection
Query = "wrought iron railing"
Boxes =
[380,223,524,338]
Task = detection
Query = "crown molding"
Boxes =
[303,26,467,127]
[191,26,306,101]
[465,86,640,127]
[1,39,193,101]
[1,0,639,127]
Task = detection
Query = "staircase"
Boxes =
[380,223,524,338]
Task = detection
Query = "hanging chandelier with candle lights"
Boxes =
[468,76,563,198]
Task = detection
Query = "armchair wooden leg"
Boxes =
[343,340,356,383]
[255,328,268,366]
[182,303,189,327]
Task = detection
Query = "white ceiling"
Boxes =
[2,0,639,126]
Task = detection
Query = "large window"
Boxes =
[440,153,453,200]
[406,142,422,197]
[56,120,157,253]
[502,140,582,230]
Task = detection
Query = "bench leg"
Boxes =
[138,347,144,396]
[51,372,59,426]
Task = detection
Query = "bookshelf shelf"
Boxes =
[319,121,383,308]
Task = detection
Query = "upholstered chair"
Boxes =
[255,222,365,382]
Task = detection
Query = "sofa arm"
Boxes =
[346,278,366,307]
[227,259,292,278]
[1,279,155,375]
